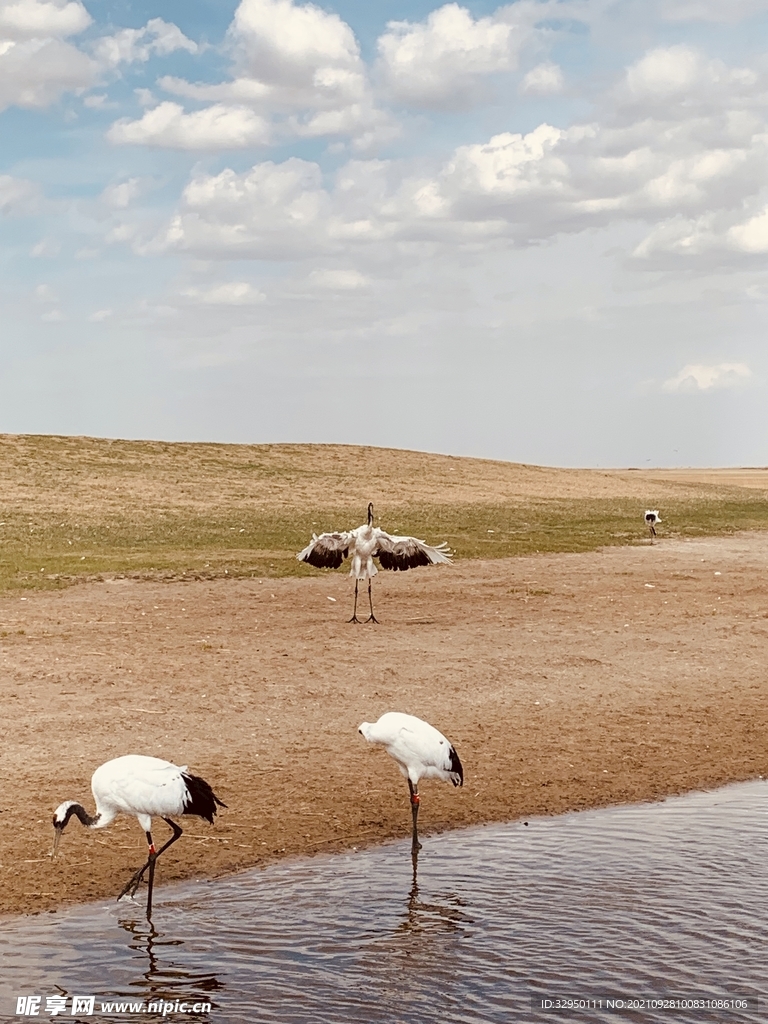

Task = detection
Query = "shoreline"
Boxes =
[4,773,765,925]
[2,533,767,918]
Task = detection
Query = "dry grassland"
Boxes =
[2,433,767,593]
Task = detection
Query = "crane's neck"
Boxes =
[55,801,101,829]
[367,503,374,525]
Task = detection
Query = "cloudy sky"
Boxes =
[2,0,768,465]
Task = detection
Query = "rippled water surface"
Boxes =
[1,781,766,1023]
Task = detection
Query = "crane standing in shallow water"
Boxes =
[52,754,226,919]
[359,712,463,854]
[297,502,452,622]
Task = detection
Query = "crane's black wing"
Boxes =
[375,532,452,572]
[297,532,352,570]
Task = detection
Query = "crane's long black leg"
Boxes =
[118,819,184,917]
[144,820,182,920]
[348,579,361,623]
[408,780,422,852]
[155,817,184,858]
[146,856,156,921]
[118,830,156,902]
[366,579,379,624]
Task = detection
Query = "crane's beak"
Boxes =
[51,825,62,859]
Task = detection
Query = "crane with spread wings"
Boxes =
[297,502,452,623]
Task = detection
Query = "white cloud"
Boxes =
[288,101,396,150]
[0,173,39,213]
[111,39,768,276]
[626,45,704,98]
[231,0,360,87]
[30,236,59,256]
[0,36,95,110]
[154,0,391,149]
[41,308,65,321]
[100,177,145,209]
[0,0,91,39]
[308,268,369,290]
[0,0,96,111]
[87,308,112,321]
[108,102,270,150]
[662,362,752,392]
[92,18,197,68]
[660,0,767,23]
[377,3,521,108]
[520,62,563,96]
[134,87,155,107]
[153,158,331,259]
[401,123,575,236]
[82,92,110,108]
[727,206,768,253]
[389,46,768,251]
[182,282,266,305]
[159,75,274,105]
[633,184,768,263]
[105,222,137,244]
[620,44,757,115]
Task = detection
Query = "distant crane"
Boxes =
[52,754,226,919]
[297,502,452,622]
[644,510,661,538]
[359,712,463,853]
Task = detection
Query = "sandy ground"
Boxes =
[2,532,767,918]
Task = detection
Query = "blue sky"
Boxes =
[2,0,768,465]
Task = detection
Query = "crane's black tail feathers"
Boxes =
[449,746,464,787]
[182,773,227,824]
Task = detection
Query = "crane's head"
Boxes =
[51,801,74,857]
[367,502,374,525]
[51,800,90,857]
[358,722,373,742]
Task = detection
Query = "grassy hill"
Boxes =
[1,433,767,592]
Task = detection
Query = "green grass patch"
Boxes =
[1,494,766,593]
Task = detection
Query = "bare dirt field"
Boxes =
[3,530,767,918]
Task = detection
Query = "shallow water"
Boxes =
[1,781,766,1023]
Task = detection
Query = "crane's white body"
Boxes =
[644,510,661,538]
[98,755,191,831]
[54,755,197,833]
[349,523,384,579]
[359,712,463,787]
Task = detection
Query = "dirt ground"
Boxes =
[2,531,767,918]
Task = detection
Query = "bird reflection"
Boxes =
[397,852,469,937]
[117,918,224,1006]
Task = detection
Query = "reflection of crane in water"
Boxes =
[398,859,470,938]
[118,918,224,1006]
